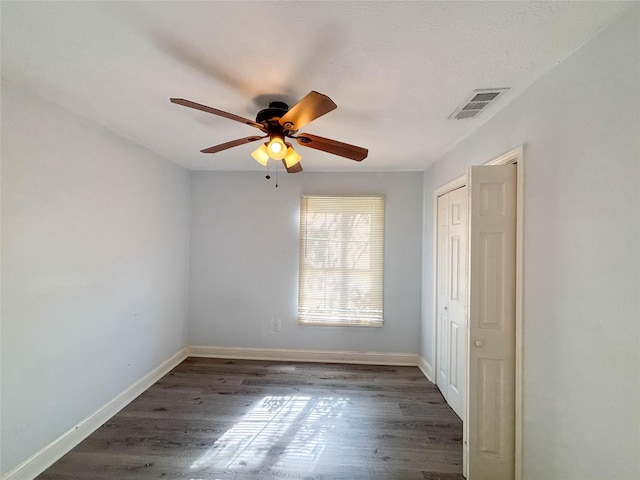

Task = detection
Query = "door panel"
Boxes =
[446,186,467,418]
[467,165,516,480]
[436,194,449,392]
[436,187,467,419]
[479,232,505,329]
[450,236,461,301]
[478,358,505,455]
[449,321,461,394]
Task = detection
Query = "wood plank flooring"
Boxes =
[38,358,464,480]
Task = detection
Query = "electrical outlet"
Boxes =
[271,317,281,332]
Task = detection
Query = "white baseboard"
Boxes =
[2,347,188,480]
[188,345,418,366]
[418,355,434,383]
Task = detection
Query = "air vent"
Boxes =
[449,88,510,120]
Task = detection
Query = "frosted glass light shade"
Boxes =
[251,144,270,166]
[284,146,302,168]
[267,137,287,160]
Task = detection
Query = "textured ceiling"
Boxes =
[1,1,630,171]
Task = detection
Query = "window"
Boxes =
[298,195,384,326]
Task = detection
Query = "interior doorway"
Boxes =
[432,146,524,480]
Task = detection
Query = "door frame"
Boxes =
[431,145,524,479]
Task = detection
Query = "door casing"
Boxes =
[432,145,524,479]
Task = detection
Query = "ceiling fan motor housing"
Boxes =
[256,101,289,124]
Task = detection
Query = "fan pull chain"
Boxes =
[265,161,271,180]
[275,162,279,188]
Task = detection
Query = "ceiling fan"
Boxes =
[170,91,368,173]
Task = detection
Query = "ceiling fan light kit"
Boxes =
[250,144,270,166]
[170,91,368,176]
[266,136,287,160]
[284,143,302,168]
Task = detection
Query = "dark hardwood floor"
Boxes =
[38,358,464,480]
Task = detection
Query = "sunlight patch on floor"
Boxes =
[190,395,348,474]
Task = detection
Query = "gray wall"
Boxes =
[189,171,423,354]
[420,8,639,479]
[0,82,190,474]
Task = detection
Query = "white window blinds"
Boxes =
[298,195,384,326]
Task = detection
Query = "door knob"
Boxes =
[474,340,484,348]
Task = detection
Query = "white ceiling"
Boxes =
[1,1,630,172]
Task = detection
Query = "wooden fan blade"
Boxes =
[296,133,368,161]
[282,160,303,173]
[170,98,266,131]
[200,135,266,154]
[278,91,337,131]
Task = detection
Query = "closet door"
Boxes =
[446,186,468,418]
[436,187,468,419]
[436,194,450,393]
[467,164,516,479]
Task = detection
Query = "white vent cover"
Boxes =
[449,88,510,120]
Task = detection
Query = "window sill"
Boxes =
[297,320,384,328]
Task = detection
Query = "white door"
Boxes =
[466,164,517,480]
[436,187,468,419]
[436,194,450,393]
